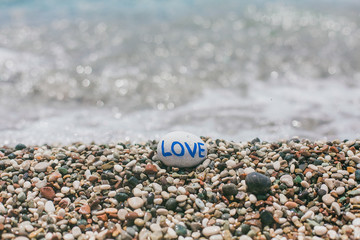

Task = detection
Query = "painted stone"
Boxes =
[157,131,207,168]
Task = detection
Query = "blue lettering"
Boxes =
[161,140,172,157]
[171,141,185,156]
[198,142,205,158]
[185,142,197,158]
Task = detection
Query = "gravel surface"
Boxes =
[1,138,360,239]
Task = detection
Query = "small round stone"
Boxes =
[203,226,220,237]
[15,143,27,150]
[176,195,187,202]
[280,175,294,187]
[322,194,335,206]
[260,210,274,226]
[165,198,177,211]
[245,172,271,194]
[222,183,238,196]
[128,197,144,209]
[314,226,327,236]
[157,131,207,168]
[34,162,50,172]
[175,224,187,236]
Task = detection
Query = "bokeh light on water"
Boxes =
[0,0,360,145]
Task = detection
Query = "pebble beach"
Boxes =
[1,138,360,240]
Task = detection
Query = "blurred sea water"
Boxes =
[1,0,360,145]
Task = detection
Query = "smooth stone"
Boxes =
[222,183,238,196]
[195,198,205,210]
[314,226,327,236]
[18,192,26,202]
[245,172,271,194]
[115,193,129,202]
[167,227,177,238]
[353,218,360,226]
[176,195,187,202]
[14,237,29,240]
[260,210,274,226]
[61,187,70,194]
[63,233,75,240]
[128,197,144,209]
[45,201,56,213]
[356,170,360,181]
[280,175,294,187]
[203,226,221,237]
[40,187,55,200]
[165,198,177,211]
[322,194,335,206]
[34,162,49,172]
[157,131,207,168]
[72,227,82,238]
[58,167,68,175]
[15,143,27,150]
[331,202,341,215]
[73,180,80,190]
[175,224,187,236]
[336,187,345,195]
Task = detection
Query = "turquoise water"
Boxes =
[1,0,360,145]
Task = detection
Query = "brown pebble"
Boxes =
[347,167,356,173]
[48,171,62,182]
[97,214,108,221]
[285,202,298,209]
[40,187,56,200]
[145,164,158,174]
[125,212,138,220]
[79,204,91,215]
[105,208,118,214]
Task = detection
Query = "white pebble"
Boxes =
[202,226,220,237]
[61,187,70,194]
[314,226,327,236]
[45,201,55,213]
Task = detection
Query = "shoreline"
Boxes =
[0,138,360,239]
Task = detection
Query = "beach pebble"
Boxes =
[245,172,271,194]
[202,226,220,237]
[34,162,49,172]
[63,233,74,240]
[328,230,338,239]
[322,194,335,206]
[72,227,82,238]
[157,131,207,167]
[222,183,238,196]
[314,226,327,236]
[280,175,294,187]
[128,197,144,209]
[45,201,55,213]
[353,218,360,226]
[336,187,345,195]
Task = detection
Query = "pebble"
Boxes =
[45,201,55,213]
[176,195,187,202]
[157,131,207,167]
[72,227,82,238]
[61,187,70,194]
[322,194,335,206]
[280,175,294,187]
[34,162,49,172]
[63,233,75,240]
[202,226,221,237]
[314,226,327,236]
[336,186,345,195]
[245,172,271,194]
[222,183,238,196]
[128,197,144,209]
